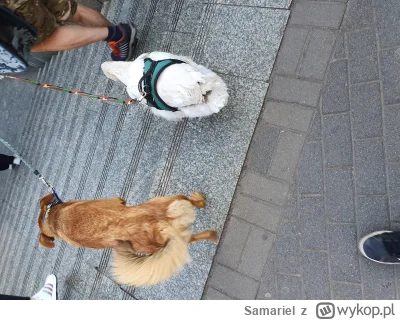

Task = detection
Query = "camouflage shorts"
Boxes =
[0,0,78,45]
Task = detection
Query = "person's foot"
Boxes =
[13,155,21,165]
[359,231,400,264]
[108,23,137,61]
[31,274,57,300]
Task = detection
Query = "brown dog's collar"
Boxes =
[43,207,51,223]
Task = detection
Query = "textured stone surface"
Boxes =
[350,83,382,139]
[245,121,281,175]
[263,101,314,132]
[348,29,379,84]
[385,106,400,162]
[329,224,361,283]
[275,27,309,76]
[208,264,259,299]
[299,197,326,251]
[326,168,355,223]
[322,60,350,114]
[268,131,306,182]
[268,76,322,107]
[353,139,386,195]
[298,29,336,80]
[298,142,324,195]
[322,114,353,167]
[380,48,400,106]
[239,171,290,206]
[290,1,346,28]
[302,251,330,299]
[201,6,289,81]
[231,194,283,232]
[0,0,290,301]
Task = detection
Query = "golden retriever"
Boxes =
[38,192,217,287]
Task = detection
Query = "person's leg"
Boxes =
[31,25,108,52]
[31,1,137,60]
[0,154,15,171]
[69,3,113,27]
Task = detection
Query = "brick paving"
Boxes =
[204,0,400,300]
[1,0,399,300]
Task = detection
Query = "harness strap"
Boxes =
[138,58,185,112]
[43,189,63,223]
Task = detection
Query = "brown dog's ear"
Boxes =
[39,233,55,248]
[40,193,55,210]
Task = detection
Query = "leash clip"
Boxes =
[138,92,147,102]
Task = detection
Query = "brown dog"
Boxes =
[38,192,217,287]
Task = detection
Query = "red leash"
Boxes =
[2,75,137,105]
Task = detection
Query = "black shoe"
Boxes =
[108,23,137,61]
[359,231,400,264]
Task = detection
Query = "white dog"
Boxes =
[101,52,229,120]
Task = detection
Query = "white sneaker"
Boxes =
[31,274,57,300]
[13,155,21,165]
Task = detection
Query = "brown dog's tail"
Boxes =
[112,227,190,287]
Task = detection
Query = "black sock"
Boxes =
[105,25,122,42]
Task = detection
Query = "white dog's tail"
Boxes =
[112,227,190,287]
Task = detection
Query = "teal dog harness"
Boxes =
[138,58,185,112]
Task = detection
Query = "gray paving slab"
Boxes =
[203,286,234,300]
[268,75,322,107]
[215,216,251,270]
[353,139,386,195]
[388,164,400,222]
[385,106,400,163]
[290,1,346,28]
[298,29,336,81]
[263,101,315,132]
[275,221,301,275]
[244,120,281,175]
[360,259,396,300]
[299,197,327,251]
[238,226,274,280]
[231,194,283,232]
[356,196,390,238]
[374,0,400,49]
[275,26,309,76]
[325,168,355,223]
[268,131,306,182]
[350,82,382,139]
[239,171,290,206]
[201,5,289,81]
[217,0,292,9]
[276,274,302,300]
[380,48,400,106]
[298,142,324,194]
[323,113,353,168]
[207,264,259,300]
[328,224,361,283]
[332,282,362,300]
[307,110,321,142]
[302,251,330,299]
[348,29,379,84]
[322,60,350,114]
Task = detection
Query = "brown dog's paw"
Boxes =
[209,230,218,243]
[190,192,206,208]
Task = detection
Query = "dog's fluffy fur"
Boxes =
[101,52,229,120]
[38,192,217,287]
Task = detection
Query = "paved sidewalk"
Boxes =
[0,0,290,300]
[205,0,400,300]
